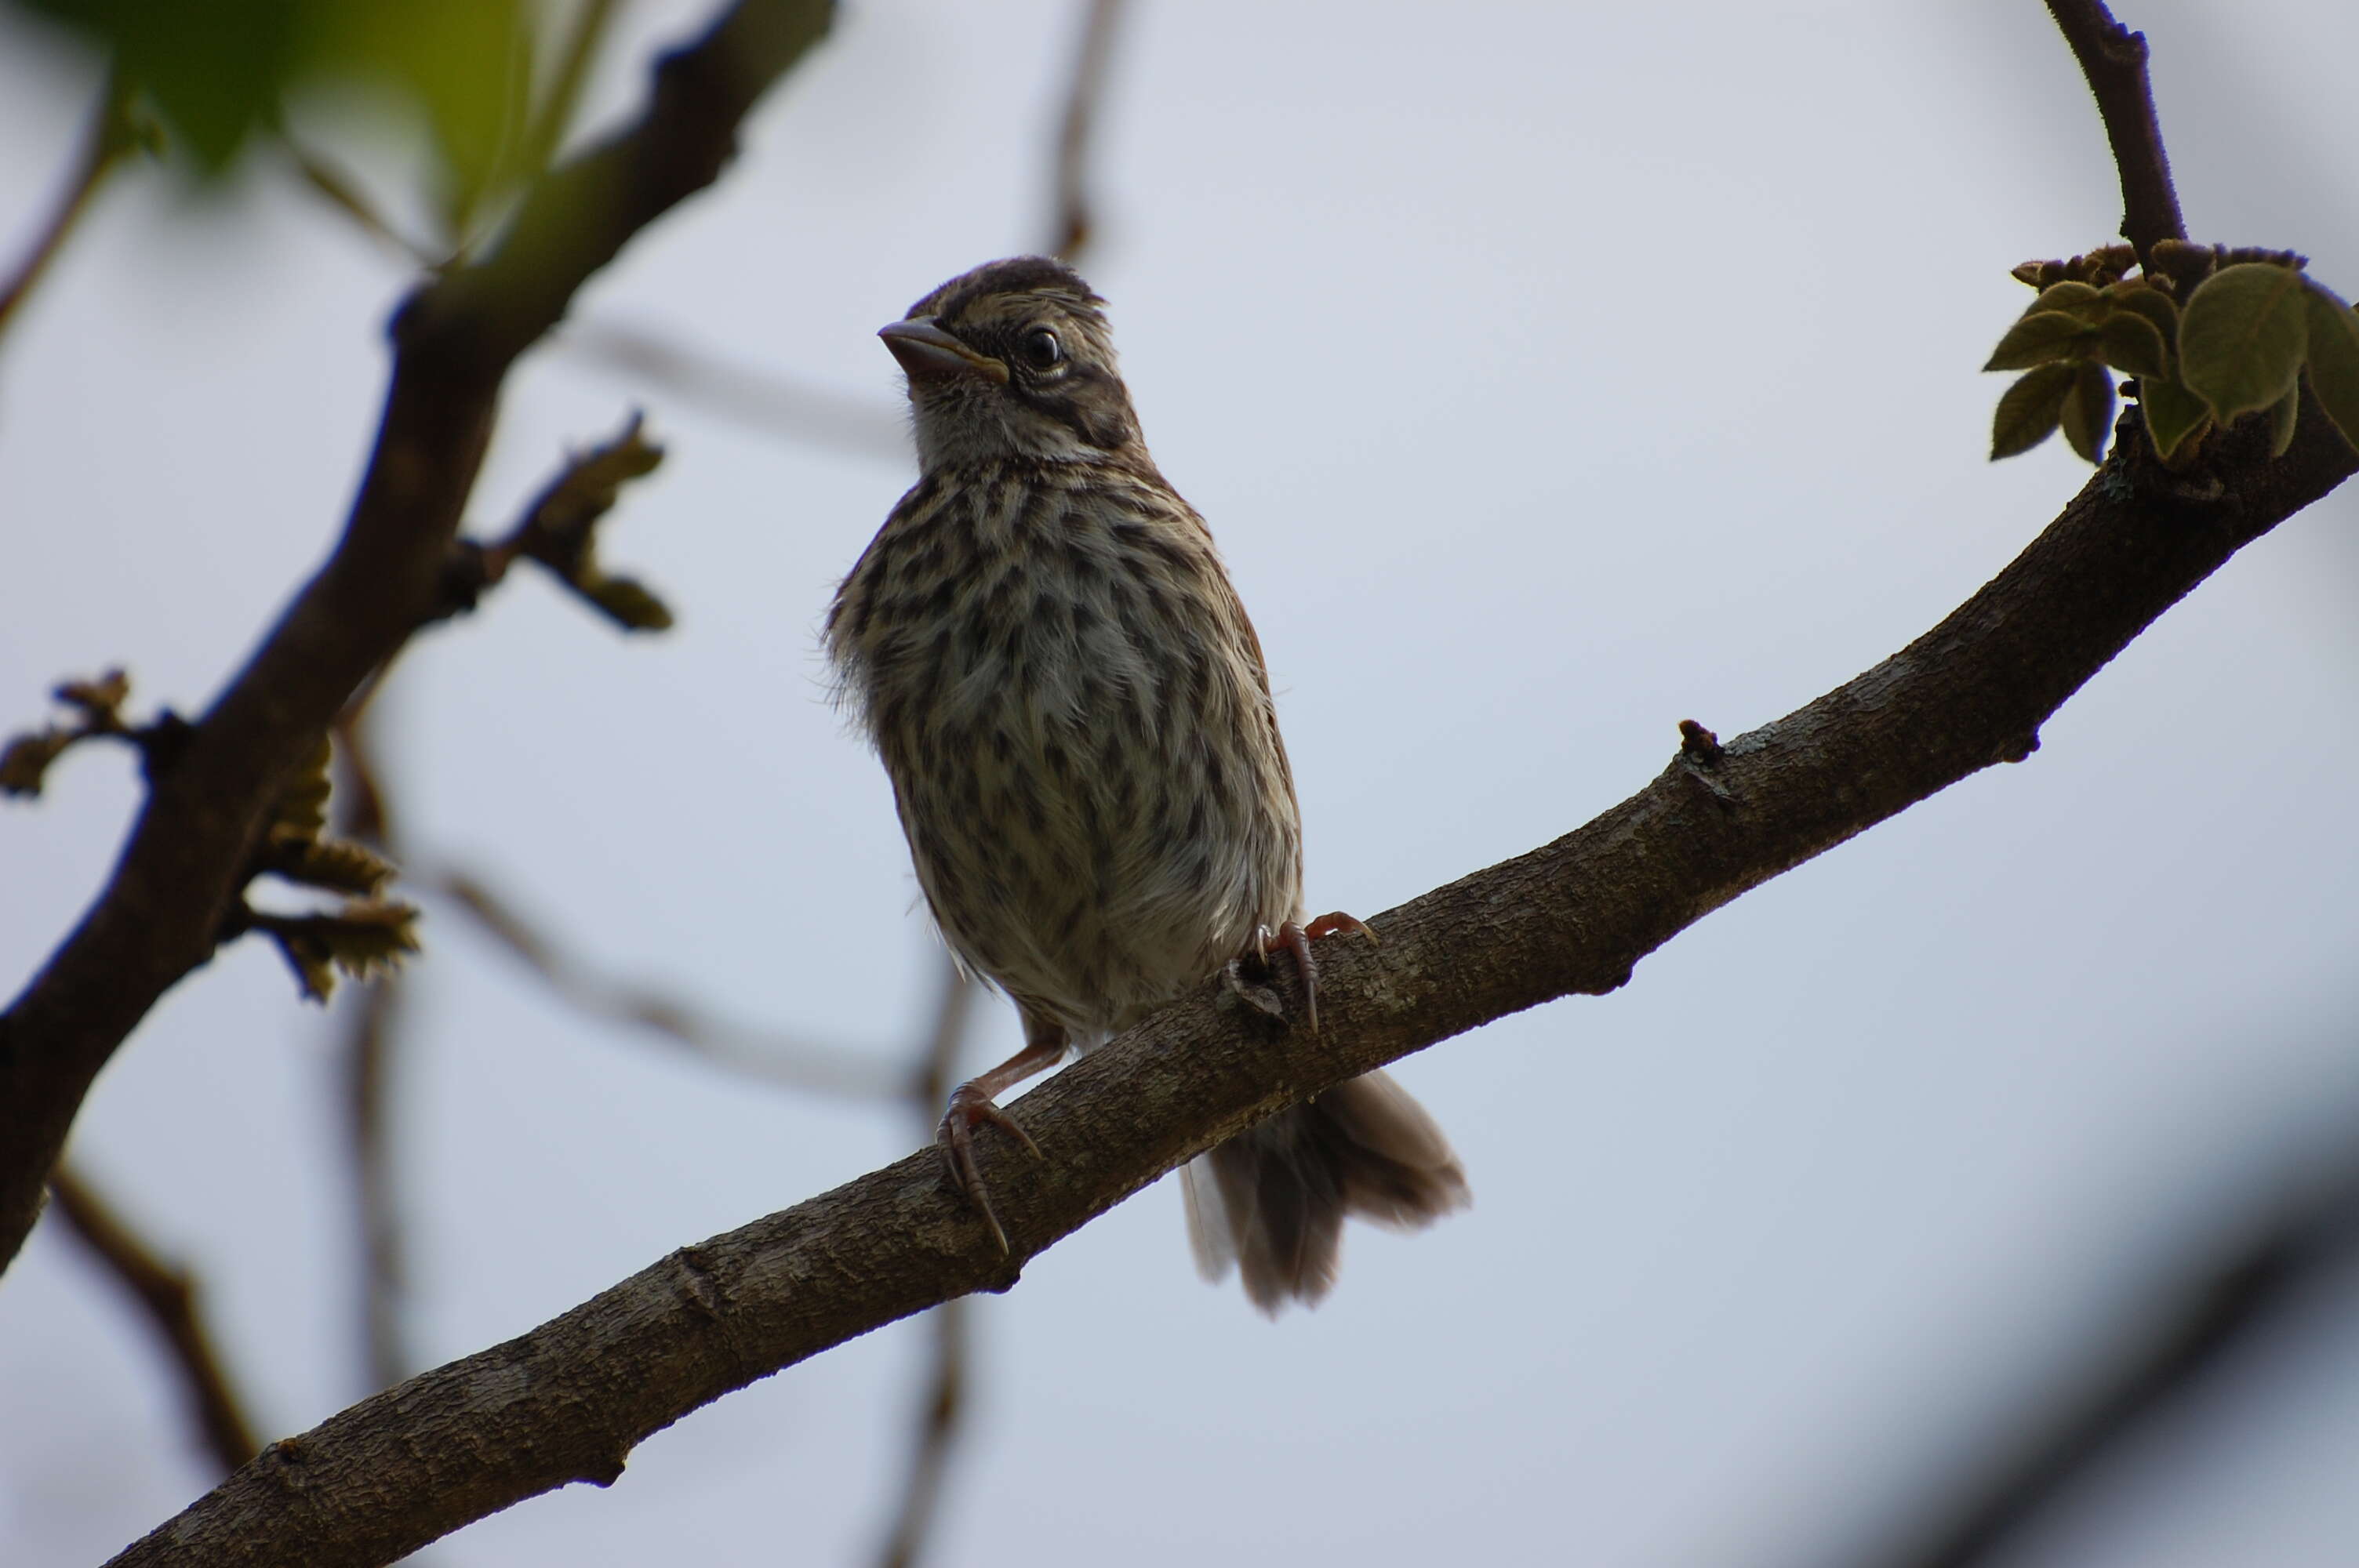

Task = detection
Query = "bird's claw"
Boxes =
[1303,910,1376,945]
[937,1083,1042,1256]
[1231,913,1377,1035]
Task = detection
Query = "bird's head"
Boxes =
[881,256,1143,470]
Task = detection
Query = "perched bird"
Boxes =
[827,256,1467,1311]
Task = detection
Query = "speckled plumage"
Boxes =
[831,456,1299,1034]
[828,258,1466,1310]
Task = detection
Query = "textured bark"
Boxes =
[0,0,835,1271]
[107,404,2357,1567]
[2043,0,2186,265]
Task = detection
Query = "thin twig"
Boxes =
[433,869,908,1100]
[1875,1169,2359,1568]
[442,408,675,631]
[2042,0,2188,263]
[1045,0,1125,262]
[0,69,134,347]
[284,141,444,268]
[558,318,905,461]
[47,1163,263,1476]
[875,958,978,1568]
[331,701,420,1393]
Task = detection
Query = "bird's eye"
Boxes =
[1019,327,1063,368]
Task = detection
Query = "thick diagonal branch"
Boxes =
[0,0,835,1273]
[106,400,2357,1568]
[2044,0,2187,262]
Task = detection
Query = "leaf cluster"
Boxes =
[4,671,417,1001]
[1,669,144,797]
[1987,243,2359,467]
[490,412,674,632]
[241,736,418,1001]
[11,0,609,249]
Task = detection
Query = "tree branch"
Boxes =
[433,869,908,1099]
[329,703,420,1394]
[557,317,905,460]
[0,70,135,350]
[48,1163,262,1478]
[1045,0,1125,261]
[874,960,978,1568]
[0,0,836,1274]
[1876,1162,2359,1568]
[2043,0,2187,263]
[105,395,2357,1566]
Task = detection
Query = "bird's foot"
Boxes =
[1224,912,1378,1033]
[937,1082,1044,1256]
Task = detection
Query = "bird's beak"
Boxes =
[878,318,1009,386]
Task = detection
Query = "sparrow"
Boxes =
[827,256,1467,1309]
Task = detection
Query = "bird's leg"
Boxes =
[1225,912,1378,1034]
[938,1010,1064,1255]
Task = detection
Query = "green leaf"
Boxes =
[2179,261,2310,422]
[2095,312,2170,379]
[24,0,306,172]
[320,899,420,979]
[2058,361,2117,463]
[268,734,333,841]
[267,927,340,1003]
[2027,281,2106,324]
[2109,281,2180,348]
[303,0,537,238]
[581,575,675,633]
[1985,311,2097,372]
[1991,362,2077,460]
[256,899,420,1003]
[2266,383,2300,458]
[54,668,131,720]
[2138,376,2211,463]
[0,730,74,798]
[271,837,398,895]
[2300,281,2359,452]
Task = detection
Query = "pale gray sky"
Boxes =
[5,2,2359,1564]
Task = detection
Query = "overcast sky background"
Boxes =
[5,1,2359,1563]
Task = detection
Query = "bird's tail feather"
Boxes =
[1182,1069,1468,1313]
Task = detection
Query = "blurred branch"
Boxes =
[1045,0,1125,261]
[106,391,2359,1564]
[0,69,135,350]
[48,1162,262,1477]
[0,0,838,1273]
[878,1299,971,1568]
[0,669,161,800]
[433,869,907,1099]
[559,317,906,461]
[874,959,978,1568]
[445,409,674,631]
[511,0,623,194]
[285,141,443,268]
[331,701,420,1394]
[2043,0,2186,264]
[1877,1168,2359,1568]
[343,960,416,1392]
